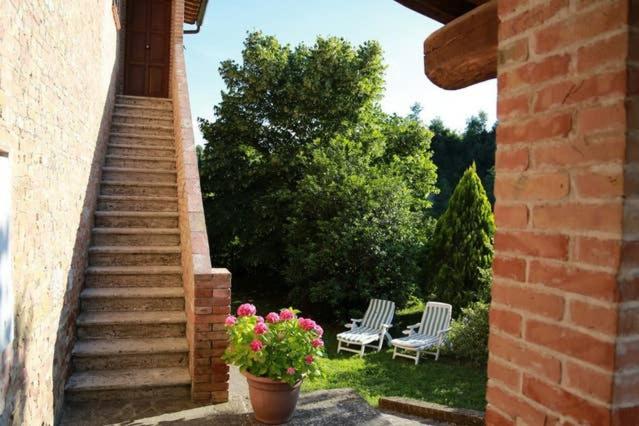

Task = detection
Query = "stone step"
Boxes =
[88,245,181,267]
[92,227,180,246]
[112,112,173,127]
[76,311,186,339]
[95,211,179,228]
[116,95,173,107]
[97,195,178,212]
[114,103,174,118]
[72,338,188,371]
[105,154,176,170]
[85,265,183,288]
[110,133,174,147]
[111,123,174,138]
[107,143,175,158]
[65,367,190,401]
[102,167,177,183]
[100,181,178,197]
[80,287,184,312]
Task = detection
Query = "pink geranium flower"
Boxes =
[237,303,256,317]
[312,338,324,348]
[250,339,264,352]
[305,355,314,365]
[279,309,295,320]
[286,367,296,375]
[224,315,237,327]
[265,312,280,323]
[298,317,317,331]
[254,322,268,335]
[314,324,324,337]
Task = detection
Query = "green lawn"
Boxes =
[232,292,487,411]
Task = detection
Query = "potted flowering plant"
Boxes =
[223,303,325,424]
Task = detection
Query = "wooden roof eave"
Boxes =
[393,0,489,23]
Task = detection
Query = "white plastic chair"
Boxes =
[336,299,395,357]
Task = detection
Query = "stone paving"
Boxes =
[60,367,443,425]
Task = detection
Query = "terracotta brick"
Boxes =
[619,305,639,336]
[495,172,569,201]
[488,358,521,391]
[495,204,529,229]
[484,406,513,426]
[569,299,618,334]
[529,259,619,301]
[575,236,621,269]
[532,202,623,234]
[490,306,523,336]
[492,256,526,282]
[498,38,529,69]
[493,280,565,320]
[500,55,572,94]
[497,112,572,144]
[532,134,626,168]
[489,333,562,382]
[523,375,610,424]
[616,338,639,369]
[574,167,623,199]
[525,319,615,368]
[495,231,569,259]
[500,0,568,40]
[565,360,613,402]
[578,103,626,134]
[534,1,628,54]
[486,383,549,425]
[495,147,529,171]
[498,0,530,19]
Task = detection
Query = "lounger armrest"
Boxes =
[437,327,451,336]
[379,323,392,331]
[345,318,362,329]
[402,323,421,335]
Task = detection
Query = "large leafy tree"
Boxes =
[199,32,437,315]
[424,165,495,314]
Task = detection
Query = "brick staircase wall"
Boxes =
[488,0,639,424]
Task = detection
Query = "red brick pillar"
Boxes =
[488,0,638,423]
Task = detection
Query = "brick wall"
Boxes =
[169,0,231,403]
[0,0,122,424]
[488,0,638,423]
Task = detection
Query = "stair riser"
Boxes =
[93,233,180,246]
[114,106,173,119]
[116,97,173,108]
[102,170,177,183]
[112,115,173,127]
[73,353,188,371]
[110,135,173,147]
[81,297,184,312]
[97,198,178,212]
[108,145,175,158]
[105,157,176,170]
[101,184,177,197]
[77,323,186,339]
[85,274,183,287]
[95,216,179,228]
[66,385,190,402]
[89,252,181,267]
[111,124,173,137]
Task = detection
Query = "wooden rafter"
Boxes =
[394,0,489,23]
[423,0,497,89]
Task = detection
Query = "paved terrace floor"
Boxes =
[60,367,445,425]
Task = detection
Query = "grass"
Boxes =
[232,292,487,411]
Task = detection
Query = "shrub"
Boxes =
[445,301,489,366]
[223,304,325,385]
[424,164,495,313]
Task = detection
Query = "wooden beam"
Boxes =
[423,0,497,90]
[394,0,486,24]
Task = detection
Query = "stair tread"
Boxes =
[108,143,175,151]
[86,265,182,275]
[77,311,186,325]
[110,132,173,140]
[112,112,173,121]
[95,211,178,217]
[73,337,188,357]
[92,227,179,235]
[117,95,172,102]
[65,367,189,392]
[112,123,174,131]
[88,245,180,253]
[102,166,176,174]
[98,195,178,201]
[106,154,176,161]
[101,180,177,187]
[114,103,173,112]
[81,287,184,299]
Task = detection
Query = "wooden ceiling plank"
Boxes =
[423,0,498,89]
[394,0,478,23]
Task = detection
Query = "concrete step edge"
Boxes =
[65,367,190,392]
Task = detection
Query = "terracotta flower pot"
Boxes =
[242,371,302,424]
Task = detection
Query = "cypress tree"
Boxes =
[425,164,495,314]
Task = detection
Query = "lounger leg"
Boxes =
[377,337,384,352]
[360,344,366,358]
[415,351,420,365]
[392,346,397,359]
[435,346,440,361]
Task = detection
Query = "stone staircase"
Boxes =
[65,95,191,401]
